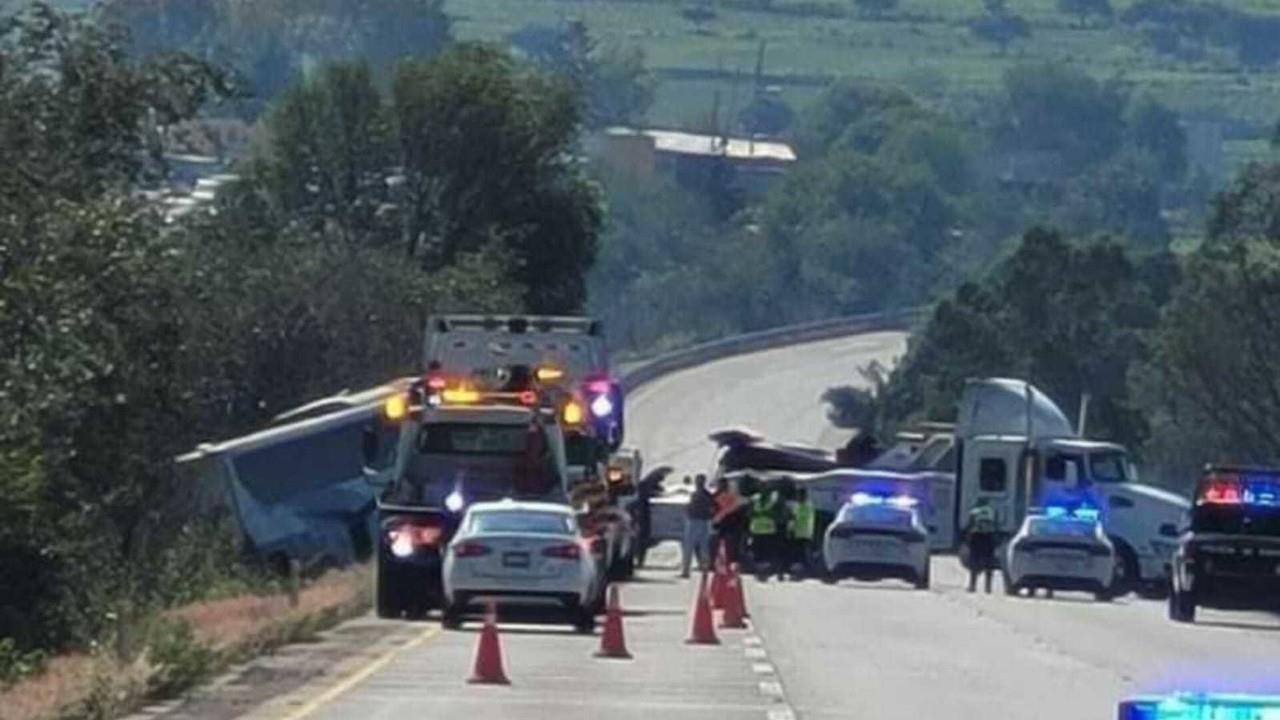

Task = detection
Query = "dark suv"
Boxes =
[1169,465,1280,622]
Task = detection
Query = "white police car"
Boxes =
[1003,505,1116,600]
[442,500,603,632]
[822,492,931,589]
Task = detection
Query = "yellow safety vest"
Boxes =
[789,500,816,540]
[749,495,778,535]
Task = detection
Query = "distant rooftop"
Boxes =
[604,127,796,163]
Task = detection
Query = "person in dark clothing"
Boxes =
[711,476,748,565]
[965,500,999,593]
[681,475,715,578]
[631,470,664,568]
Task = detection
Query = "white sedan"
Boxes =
[442,500,602,632]
[822,493,931,589]
[1003,508,1116,600]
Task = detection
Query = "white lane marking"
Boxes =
[752,662,776,675]
[743,635,764,646]
[759,680,785,699]
[745,647,768,660]
[277,625,440,720]
[767,708,797,720]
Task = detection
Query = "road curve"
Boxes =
[625,330,909,478]
[626,327,1280,719]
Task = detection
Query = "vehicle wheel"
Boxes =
[374,561,403,619]
[914,564,931,590]
[441,604,464,630]
[1168,589,1196,623]
[573,609,596,634]
[1109,540,1140,596]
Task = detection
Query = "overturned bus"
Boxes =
[176,380,409,572]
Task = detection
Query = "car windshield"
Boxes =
[469,510,574,535]
[1089,452,1130,483]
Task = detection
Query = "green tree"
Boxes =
[1126,95,1187,181]
[1057,0,1113,27]
[855,0,899,19]
[995,64,1127,172]
[969,7,1032,54]
[872,227,1166,446]
[393,44,602,312]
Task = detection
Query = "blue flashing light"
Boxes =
[1119,693,1280,720]
[1042,504,1099,522]
[850,492,918,509]
[850,492,883,506]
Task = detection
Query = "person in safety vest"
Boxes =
[965,498,999,593]
[786,488,816,579]
[749,489,785,580]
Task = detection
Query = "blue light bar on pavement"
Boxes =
[1119,693,1280,720]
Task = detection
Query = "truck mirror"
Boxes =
[1159,522,1180,538]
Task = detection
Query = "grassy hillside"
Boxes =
[448,0,1280,170]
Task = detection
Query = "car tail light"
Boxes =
[542,543,582,560]
[387,522,442,547]
[1199,472,1243,505]
[452,541,491,558]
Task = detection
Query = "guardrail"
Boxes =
[618,306,929,393]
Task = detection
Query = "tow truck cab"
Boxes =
[361,375,573,619]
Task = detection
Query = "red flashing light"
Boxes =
[426,374,447,390]
[387,522,442,547]
[518,390,538,406]
[541,543,582,560]
[452,541,492,558]
[586,379,612,395]
[1200,473,1243,505]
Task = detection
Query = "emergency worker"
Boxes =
[749,489,784,580]
[965,498,998,593]
[787,488,816,579]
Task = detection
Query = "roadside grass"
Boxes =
[447,0,1280,129]
[0,567,370,720]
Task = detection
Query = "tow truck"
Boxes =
[360,365,591,619]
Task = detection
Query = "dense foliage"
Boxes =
[0,4,598,660]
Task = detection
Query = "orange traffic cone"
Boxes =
[720,566,748,629]
[710,542,729,610]
[467,601,511,685]
[686,571,720,645]
[595,584,632,659]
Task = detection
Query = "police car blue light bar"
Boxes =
[1043,505,1100,521]
[850,492,918,508]
[1119,693,1280,719]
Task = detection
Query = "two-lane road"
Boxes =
[627,330,1280,719]
[146,329,1279,720]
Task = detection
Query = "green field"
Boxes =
[447,0,1280,132]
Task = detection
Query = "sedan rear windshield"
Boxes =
[470,511,574,535]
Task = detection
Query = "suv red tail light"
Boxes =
[1200,472,1243,505]
[542,543,582,560]
[387,522,443,547]
[452,541,491,558]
